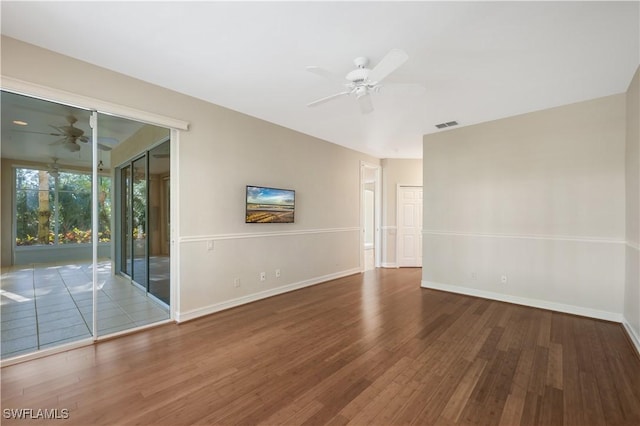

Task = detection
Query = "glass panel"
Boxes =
[57,171,92,243]
[99,115,171,338]
[96,113,149,337]
[148,141,170,304]
[2,91,94,359]
[15,169,55,246]
[14,168,108,247]
[132,156,147,287]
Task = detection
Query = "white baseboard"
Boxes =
[176,268,361,322]
[381,262,398,268]
[622,319,640,356]
[421,280,623,323]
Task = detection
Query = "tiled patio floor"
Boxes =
[1,260,169,359]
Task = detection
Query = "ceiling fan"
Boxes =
[306,48,412,114]
[18,114,116,152]
[48,115,88,152]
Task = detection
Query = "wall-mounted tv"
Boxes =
[246,185,295,223]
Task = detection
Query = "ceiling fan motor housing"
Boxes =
[64,127,84,137]
[346,67,370,84]
[354,86,368,98]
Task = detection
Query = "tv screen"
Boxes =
[246,185,295,223]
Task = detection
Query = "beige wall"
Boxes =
[624,66,640,349]
[380,158,422,266]
[1,37,379,319]
[422,94,627,320]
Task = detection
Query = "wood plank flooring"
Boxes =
[2,268,639,425]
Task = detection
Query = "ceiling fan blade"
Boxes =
[307,91,351,107]
[306,66,345,86]
[368,48,409,84]
[358,93,374,114]
[12,129,64,137]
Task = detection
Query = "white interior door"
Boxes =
[397,186,423,267]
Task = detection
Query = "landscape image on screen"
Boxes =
[246,186,295,223]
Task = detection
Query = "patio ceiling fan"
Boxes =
[48,115,87,152]
[306,48,419,114]
[17,114,117,152]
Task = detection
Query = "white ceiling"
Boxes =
[1,1,638,159]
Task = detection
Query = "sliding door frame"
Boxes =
[0,78,187,365]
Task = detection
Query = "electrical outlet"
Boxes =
[234,278,240,288]
[275,269,281,278]
[260,272,266,282]
[207,240,214,251]
[470,272,477,280]
[501,275,508,284]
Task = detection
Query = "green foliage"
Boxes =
[16,228,112,246]
[132,172,146,233]
[16,234,39,246]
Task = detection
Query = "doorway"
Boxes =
[360,162,381,271]
[117,139,170,306]
[396,185,423,267]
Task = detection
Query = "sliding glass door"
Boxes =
[118,155,148,288]
[117,139,170,306]
[131,155,148,288]
[148,141,170,304]
[2,90,172,360]
[1,91,96,358]
[121,165,132,277]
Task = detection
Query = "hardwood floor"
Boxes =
[2,268,639,425]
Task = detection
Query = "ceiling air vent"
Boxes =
[435,120,458,129]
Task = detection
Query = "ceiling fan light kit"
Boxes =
[306,48,410,114]
[47,158,61,177]
[64,140,81,152]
